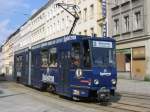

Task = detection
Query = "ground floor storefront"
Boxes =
[1,64,13,80]
[116,39,150,80]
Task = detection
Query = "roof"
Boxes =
[30,0,55,20]
[4,28,20,44]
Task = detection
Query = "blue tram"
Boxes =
[14,35,117,103]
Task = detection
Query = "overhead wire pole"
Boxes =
[56,3,80,35]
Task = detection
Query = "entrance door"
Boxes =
[60,49,70,95]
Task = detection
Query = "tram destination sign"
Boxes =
[93,41,112,48]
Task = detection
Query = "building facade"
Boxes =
[2,37,13,77]
[2,30,20,79]
[1,0,105,79]
[108,0,150,80]
[15,0,104,49]
[12,0,105,49]
[0,46,4,75]
[14,0,105,49]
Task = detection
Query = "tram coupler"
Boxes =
[97,88,110,104]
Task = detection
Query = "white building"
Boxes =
[0,46,4,74]
[14,0,104,50]
[1,0,106,79]
[107,0,150,80]
[27,0,104,47]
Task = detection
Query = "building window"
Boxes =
[124,15,129,32]
[84,30,87,35]
[90,4,94,19]
[78,11,81,23]
[134,11,141,30]
[50,25,52,34]
[84,8,87,21]
[114,19,119,35]
[66,16,69,27]
[90,27,94,36]
[62,18,64,30]
[114,0,118,5]
[54,23,56,33]
[76,0,81,4]
[57,20,60,31]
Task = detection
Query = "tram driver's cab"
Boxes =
[70,38,117,102]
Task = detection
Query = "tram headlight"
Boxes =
[111,79,116,85]
[75,69,83,78]
[94,79,99,85]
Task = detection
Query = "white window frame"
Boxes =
[133,7,143,31]
[113,18,119,35]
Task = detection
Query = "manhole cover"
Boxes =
[0,90,3,94]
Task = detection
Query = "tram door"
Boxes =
[60,47,70,95]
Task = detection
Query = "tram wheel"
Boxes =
[16,77,20,83]
[99,101,109,106]
[72,96,80,101]
[47,85,56,93]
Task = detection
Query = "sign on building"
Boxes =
[102,0,107,37]
[102,0,106,17]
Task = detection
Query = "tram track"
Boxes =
[120,92,150,100]
[6,82,150,112]
[8,83,131,112]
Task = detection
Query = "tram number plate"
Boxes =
[42,74,54,83]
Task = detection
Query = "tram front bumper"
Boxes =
[97,87,110,102]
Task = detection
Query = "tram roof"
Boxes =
[31,35,115,49]
[15,35,115,54]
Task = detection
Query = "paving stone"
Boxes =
[117,79,150,95]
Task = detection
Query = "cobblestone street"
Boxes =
[117,79,150,95]
[0,0,150,112]
[0,80,150,112]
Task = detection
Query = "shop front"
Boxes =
[116,49,132,79]
[116,47,146,80]
[132,47,146,80]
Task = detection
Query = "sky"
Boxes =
[0,0,48,45]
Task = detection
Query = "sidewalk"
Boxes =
[117,79,150,95]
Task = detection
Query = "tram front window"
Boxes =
[91,41,115,67]
[83,40,91,68]
[71,40,92,68]
[71,42,81,68]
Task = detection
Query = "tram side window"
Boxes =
[49,48,58,67]
[71,42,81,68]
[32,54,36,66]
[16,56,23,71]
[41,50,48,67]
[25,54,28,63]
[83,40,91,68]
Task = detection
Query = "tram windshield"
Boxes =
[91,40,116,67]
[71,40,115,68]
